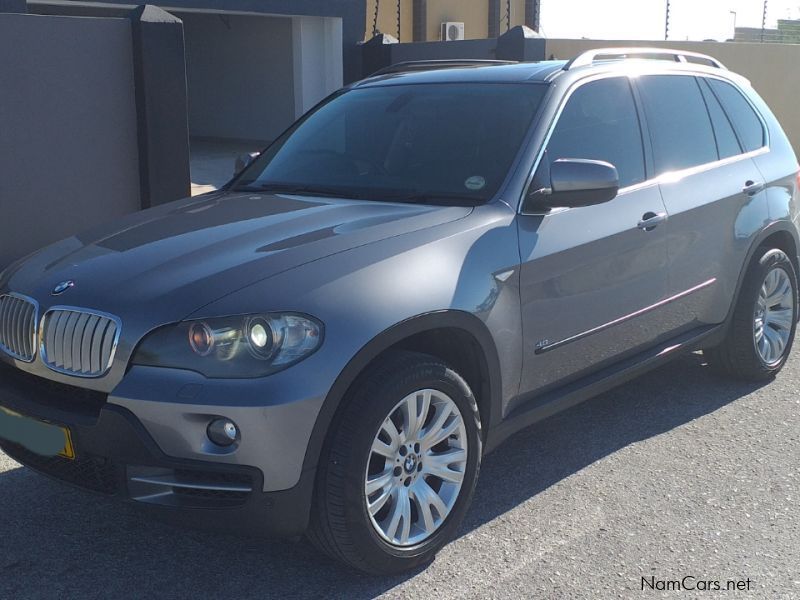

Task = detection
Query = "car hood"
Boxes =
[3,191,472,326]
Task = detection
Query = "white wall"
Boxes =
[180,13,296,142]
[292,16,344,118]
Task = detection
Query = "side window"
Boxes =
[698,78,742,159]
[543,77,645,188]
[706,78,766,152]
[638,75,718,175]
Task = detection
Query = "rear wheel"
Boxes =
[705,247,798,380]
[307,352,482,575]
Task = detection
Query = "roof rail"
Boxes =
[371,59,516,77]
[563,47,727,71]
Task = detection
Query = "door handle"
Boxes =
[742,180,765,196]
[637,211,668,231]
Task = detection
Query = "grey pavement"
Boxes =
[1,350,798,599]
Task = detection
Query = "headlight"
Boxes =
[131,313,323,378]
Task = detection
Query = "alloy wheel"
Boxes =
[364,389,468,546]
[753,266,794,365]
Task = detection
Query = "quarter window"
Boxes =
[698,78,742,159]
[543,77,646,188]
[706,78,765,152]
[638,75,718,175]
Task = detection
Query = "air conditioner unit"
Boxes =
[440,22,465,41]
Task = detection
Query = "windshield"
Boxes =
[234,82,548,204]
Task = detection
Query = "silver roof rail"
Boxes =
[371,59,516,76]
[563,47,727,71]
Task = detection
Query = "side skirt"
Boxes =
[484,323,725,453]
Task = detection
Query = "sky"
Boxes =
[539,0,800,41]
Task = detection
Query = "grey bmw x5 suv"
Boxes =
[1,48,799,574]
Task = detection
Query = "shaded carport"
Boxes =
[174,9,342,192]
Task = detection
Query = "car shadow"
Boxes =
[0,353,767,599]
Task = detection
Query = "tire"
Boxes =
[307,351,483,575]
[705,246,798,381]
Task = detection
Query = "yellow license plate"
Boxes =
[0,406,75,460]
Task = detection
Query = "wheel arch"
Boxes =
[300,310,503,474]
[726,221,800,325]
[758,228,799,276]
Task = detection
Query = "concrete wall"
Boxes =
[32,0,366,83]
[0,12,141,268]
[368,0,527,42]
[180,13,295,142]
[367,0,412,39]
[360,27,546,78]
[545,39,800,157]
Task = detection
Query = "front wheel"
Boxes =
[705,247,798,380]
[307,352,482,575]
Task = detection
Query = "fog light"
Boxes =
[207,419,239,446]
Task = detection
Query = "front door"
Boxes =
[517,76,672,397]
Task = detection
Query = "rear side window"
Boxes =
[698,78,742,159]
[638,75,717,175]
[706,79,765,152]
[544,77,645,188]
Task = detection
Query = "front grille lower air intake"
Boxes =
[0,294,38,362]
[41,308,120,377]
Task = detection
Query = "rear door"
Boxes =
[635,74,768,327]
[517,76,671,396]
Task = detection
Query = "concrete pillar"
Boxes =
[128,4,190,208]
[488,0,501,38]
[413,0,426,42]
[525,0,541,31]
[496,25,546,62]
[360,33,399,79]
[292,16,343,119]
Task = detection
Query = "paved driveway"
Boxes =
[189,139,263,196]
[1,351,798,599]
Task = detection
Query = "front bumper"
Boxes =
[0,362,315,538]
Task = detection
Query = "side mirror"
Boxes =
[233,153,257,177]
[530,158,619,209]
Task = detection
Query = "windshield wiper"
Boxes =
[234,183,481,205]
[234,183,365,199]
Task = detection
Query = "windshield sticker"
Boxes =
[464,176,486,191]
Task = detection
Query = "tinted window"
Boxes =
[706,79,765,152]
[639,75,718,175]
[699,78,742,159]
[544,77,645,188]
[235,83,548,204]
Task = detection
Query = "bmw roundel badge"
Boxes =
[52,280,75,296]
